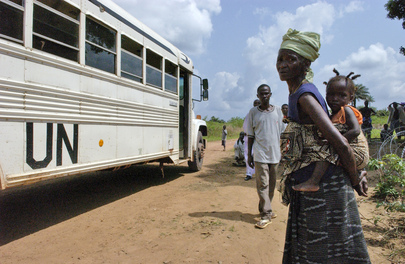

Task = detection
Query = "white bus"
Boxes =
[0,0,209,190]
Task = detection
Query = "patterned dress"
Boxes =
[281,83,371,263]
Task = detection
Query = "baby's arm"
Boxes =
[343,106,361,142]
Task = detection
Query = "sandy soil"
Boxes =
[0,139,403,264]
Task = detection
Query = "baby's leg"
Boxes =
[293,161,329,192]
[359,169,367,181]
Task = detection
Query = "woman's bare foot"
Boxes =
[352,170,368,186]
[359,170,367,179]
[292,181,320,192]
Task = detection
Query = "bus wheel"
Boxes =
[188,131,204,171]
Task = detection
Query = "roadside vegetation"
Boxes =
[204,107,389,142]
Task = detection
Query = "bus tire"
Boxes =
[188,131,204,171]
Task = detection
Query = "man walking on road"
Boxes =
[246,84,284,229]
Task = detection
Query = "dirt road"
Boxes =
[0,140,393,263]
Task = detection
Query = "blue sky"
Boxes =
[112,0,405,121]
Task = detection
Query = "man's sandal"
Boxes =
[255,219,271,229]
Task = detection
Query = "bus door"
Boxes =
[179,69,190,159]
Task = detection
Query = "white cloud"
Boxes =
[194,71,271,120]
[195,0,221,14]
[245,1,336,71]
[275,2,335,36]
[240,1,339,113]
[112,0,221,55]
[342,43,390,69]
[253,7,271,19]
[317,43,405,108]
[203,72,240,113]
[338,0,364,17]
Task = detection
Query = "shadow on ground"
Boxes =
[0,164,189,246]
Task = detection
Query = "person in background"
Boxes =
[243,99,261,181]
[388,102,400,133]
[380,123,392,142]
[388,102,405,139]
[359,100,376,140]
[246,84,283,229]
[221,125,227,151]
[400,102,405,138]
[233,132,246,166]
[276,28,370,263]
[281,104,289,131]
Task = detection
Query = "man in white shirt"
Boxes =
[246,84,283,229]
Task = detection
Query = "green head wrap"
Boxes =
[280,28,321,82]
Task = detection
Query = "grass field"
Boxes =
[206,115,390,142]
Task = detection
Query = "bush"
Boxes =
[376,109,389,117]
[370,115,389,136]
[368,155,405,212]
[205,117,244,142]
[227,117,244,128]
[204,109,389,141]
[208,116,225,123]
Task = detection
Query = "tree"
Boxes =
[385,0,405,56]
[353,83,374,108]
[209,116,225,123]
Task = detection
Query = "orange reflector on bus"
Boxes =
[196,115,201,120]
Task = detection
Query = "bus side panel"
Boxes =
[79,125,117,164]
[80,73,117,98]
[0,49,25,81]
[116,83,144,105]
[116,126,144,158]
[24,60,81,93]
[0,122,24,176]
[143,126,165,154]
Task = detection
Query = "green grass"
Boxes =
[370,115,389,140]
[205,117,244,142]
[205,114,390,142]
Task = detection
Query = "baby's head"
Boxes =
[325,68,360,113]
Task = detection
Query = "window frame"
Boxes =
[32,0,80,61]
[120,34,143,83]
[164,60,178,94]
[85,16,117,74]
[0,0,25,44]
[145,49,163,89]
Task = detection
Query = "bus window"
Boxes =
[121,35,143,83]
[0,1,24,44]
[32,0,79,61]
[165,60,177,94]
[146,49,162,88]
[85,17,116,73]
